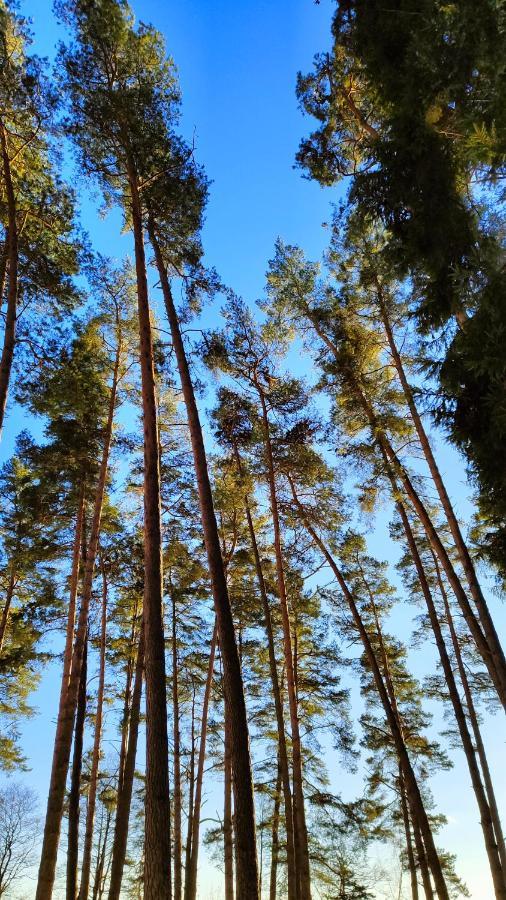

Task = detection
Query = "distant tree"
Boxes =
[0,782,40,896]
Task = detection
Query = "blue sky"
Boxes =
[3,1,506,898]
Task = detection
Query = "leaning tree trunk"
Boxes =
[128,171,171,900]
[269,761,282,900]
[287,476,450,900]
[108,624,144,900]
[185,621,218,900]
[257,389,311,900]
[67,637,88,900]
[36,335,120,900]
[0,564,16,654]
[305,307,506,710]
[392,494,506,898]
[0,122,18,437]
[79,562,109,900]
[378,288,506,696]
[183,687,197,900]
[148,220,259,899]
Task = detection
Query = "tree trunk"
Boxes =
[183,687,196,900]
[378,289,506,702]
[399,768,419,900]
[304,306,506,709]
[108,624,145,900]
[224,702,235,900]
[393,497,506,898]
[79,562,109,900]
[0,123,18,436]
[434,554,506,879]
[36,335,120,900]
[148,221,258,899]
[0,565,16,654]
[185,621,218,900]
[67,638,88,900]
[93,807,112,900]
[269,762,282,900]
[171,590,183,900]
[128,171,171,900]
[233,444,297,900]
[257,389,311,900]
[287,476,449,900]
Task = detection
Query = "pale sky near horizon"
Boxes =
[2,2,505,898]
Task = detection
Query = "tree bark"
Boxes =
[67,638,88,900]
[128,171,171,900]
[36,330,120,900]
[0,565,16,654]
[257,389,311,900]
[185,621,218,900]
[79,562,109,900]
[108,623,145,900]
[0,122,18,436]
[148,221,259,899]
[269,762,282,900]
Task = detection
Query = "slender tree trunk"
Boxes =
[183,687,196,900]
[0,235,8,312]
[79,563,109,900]
[0,565,16,653]
[36,339,120,900]
[304,307,506,709]
[67,638,88,900]
[378,290,506,695]
[411,819,435,900]
[185,621,218,900]
[0,122,18,436]
[93,808,112,900]
[393,497,506,898]
[257,389,311,900]
[234,443,297,900]
[399,769,419,900]
[148,222,258,899]
[224,702,235,900]
[108,624,145,900]
[434,556,506,878]
[128,173,171,900]
[269,763,282,900]
[287,477,449,900]
[171,591,183,900]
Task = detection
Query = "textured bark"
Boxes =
[129,173,171,900]
[171,591,183,900]
[0,123,18,436]
[185,621,218,900]
[79,564,109,900]
[224,704,234,900]
[269,763,282,900]
[288,478,449,900]
[0,236,8,310]
[257,390,311,900]
[36,335,120,900]
[67,638,88,900]
[378,290,506,707]
[149,222,258,899]
[107,624,144,900]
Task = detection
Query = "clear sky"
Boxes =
[2,1,505,898]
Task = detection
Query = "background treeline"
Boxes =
[0,1,505,899]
